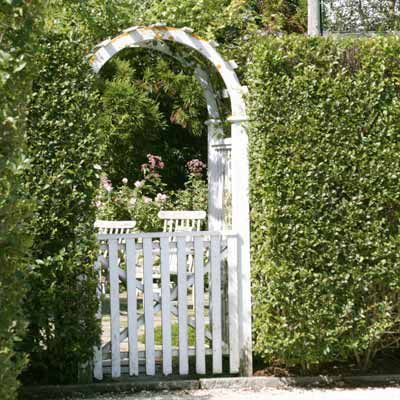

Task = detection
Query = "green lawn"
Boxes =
[139,323,208,347]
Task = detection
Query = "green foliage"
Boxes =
[96,182,167,233]
[142,57,207,137]
[44,0,154,42]
[145,0,306,39]
[96,155,208,231]
[0,1,42,398]
[257,0,307,33]
[173,160,208,212]
[98,52,208,189]
[42,1,308,195]
[98,58,166,185]
[139,323,198,347]
[247,35,400,371]
[96,154,170,232]
[144,0,233,39]
[22,33,101,384]
[141,1,307,87]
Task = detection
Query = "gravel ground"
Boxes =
[62,387,400,400]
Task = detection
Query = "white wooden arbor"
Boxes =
[90,25,252,377]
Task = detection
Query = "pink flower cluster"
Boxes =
[155,193,167,203]
[141,154,165,176]
[134,180,144,189]
[101,176,112,193]
[186,159,206,176]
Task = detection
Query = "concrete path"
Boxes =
[67,387,400,400]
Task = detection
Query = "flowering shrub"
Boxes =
[96,154,171,232]
[186,159,206,176]
[96,155,208,231]
[174,159,208,212]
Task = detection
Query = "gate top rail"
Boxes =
[97,230,238,241]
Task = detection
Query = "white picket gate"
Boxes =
[93,230,241,379]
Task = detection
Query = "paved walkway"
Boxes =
[68,387,400,400]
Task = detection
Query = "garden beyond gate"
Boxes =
[89,25,252,379]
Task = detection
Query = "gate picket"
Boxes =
[126,238,138,376]
[143,237,155,375]
[228,236,239,373]
[211,234,222,374]
[160,237,172,375]
[109,239,121,378]
[177,236,189,375]
[93,261,103,380]
[194,236,206,374]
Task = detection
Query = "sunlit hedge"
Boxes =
[247,35,400,371]
[0,2,40,398]
[22,34,101,384]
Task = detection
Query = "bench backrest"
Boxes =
[94,220,136,235]
[158,210,206,233]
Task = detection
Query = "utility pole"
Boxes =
[308,0,322,36]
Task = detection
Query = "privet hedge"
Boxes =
[22,34,101,384]
[247,35,400,371]
[0,2,41,398]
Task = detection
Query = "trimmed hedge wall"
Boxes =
[0,2,41,398]
[247,35,400,371]
[22,34,101,384]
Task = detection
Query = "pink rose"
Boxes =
[187,159,206,175]
[101,176,112,192]
[134,180,144,188]
[145,154,165,172]
[155,193,167,203]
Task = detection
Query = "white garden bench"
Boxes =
[94,220,137,235]
[94,220,136,294]
[158,210,206,305]
[158,210,206,235]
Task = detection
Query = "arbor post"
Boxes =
[229,115,252,376]
[308,0,322,36]
[206,118,224,232]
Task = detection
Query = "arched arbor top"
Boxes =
[89,25,247,119]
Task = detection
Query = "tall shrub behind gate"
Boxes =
[0,2,41,398]
[247,36,400,370]
[22,34,101,384]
